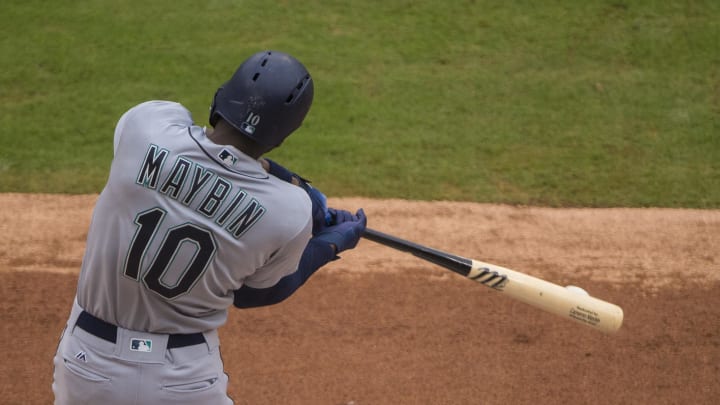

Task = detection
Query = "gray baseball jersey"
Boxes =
[76,100,313,334]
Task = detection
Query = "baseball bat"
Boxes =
[362,227,624,334]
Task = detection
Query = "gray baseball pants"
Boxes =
[52,298,233,404]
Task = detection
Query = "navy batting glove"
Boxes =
[313,209,367,253]
[327,207,352,225]
[306,184,332,234]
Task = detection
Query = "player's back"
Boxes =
[76,101,312,333]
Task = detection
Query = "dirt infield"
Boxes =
[1,194,718,404]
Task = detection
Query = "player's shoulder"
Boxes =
[269,194,313,251]
[114,100,195,150]
[121,100,193,127]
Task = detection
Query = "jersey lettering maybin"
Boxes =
[76,101,312,334]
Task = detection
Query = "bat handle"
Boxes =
[363,228,472,276]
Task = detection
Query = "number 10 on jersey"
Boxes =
[123,208,217,299]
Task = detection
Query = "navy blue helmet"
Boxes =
[210,51,314,148]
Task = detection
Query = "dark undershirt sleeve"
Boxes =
[233,239,337,308]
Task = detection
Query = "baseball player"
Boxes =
[52,50,367,404]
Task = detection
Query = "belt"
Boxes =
[76,310,206,349]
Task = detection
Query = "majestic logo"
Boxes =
[240,112,260,135]
[218,149,237,166]
[74,351,87,362]
[130,338,152,352]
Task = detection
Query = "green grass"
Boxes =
[1,0,718,207]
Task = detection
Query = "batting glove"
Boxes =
[313,208,367,254]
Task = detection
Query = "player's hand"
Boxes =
[313,208,367,254]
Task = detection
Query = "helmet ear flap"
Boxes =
[209,87,222,127]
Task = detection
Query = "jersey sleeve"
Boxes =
[242,216,313,289]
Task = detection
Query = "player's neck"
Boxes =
[207,121,268,159]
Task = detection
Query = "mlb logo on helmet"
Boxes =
[240,122,256,134]
[130,338,152,352]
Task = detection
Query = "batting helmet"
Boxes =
[209,51,314,148]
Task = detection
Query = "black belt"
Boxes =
[76,311,206,349]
